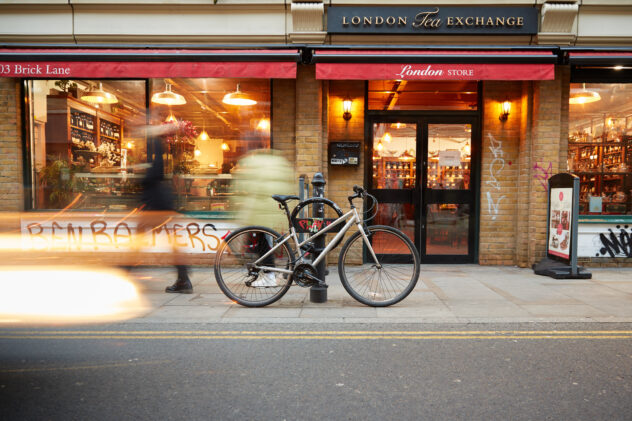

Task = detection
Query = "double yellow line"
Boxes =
[1,330,632,340]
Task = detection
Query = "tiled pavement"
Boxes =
[126,265,632,324]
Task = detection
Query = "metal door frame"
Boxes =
[365,108,481,264]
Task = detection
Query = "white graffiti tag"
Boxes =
[486,133,506,220]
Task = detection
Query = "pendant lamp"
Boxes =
[152,83,187,106]
[222,84,256,106]
[569,83,601,105]
[81,82,118,104]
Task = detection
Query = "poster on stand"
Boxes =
[548,187,573,260]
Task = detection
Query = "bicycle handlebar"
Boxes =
[348,185,367,204]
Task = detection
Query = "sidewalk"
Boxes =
[127,265,632,324]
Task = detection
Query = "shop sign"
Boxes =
[0,61,297,79]
[327,6,538,35]
[315,63,554,81]
[548,187,573,260]
[329,142,360,166]
[21,216,235,254]
[534,173,591,279]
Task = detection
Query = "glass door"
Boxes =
[369,120,418,257]
[422,119,478,263]
[368,116,479,263]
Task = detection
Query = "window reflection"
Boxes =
[426,203,469,255]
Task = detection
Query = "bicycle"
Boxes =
[214,185,420,307]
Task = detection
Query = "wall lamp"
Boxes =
[342,97,352,121]
[499,100,511,121]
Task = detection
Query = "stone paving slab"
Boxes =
[126,265,632,324]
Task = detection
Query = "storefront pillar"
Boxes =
[0,78,23,212]
[480,81,525,266]
[295,65,324,180]
[524,65,569,267]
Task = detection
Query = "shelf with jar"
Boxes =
[372,157,416,189]
[569,114,631,214]
[427,158,470,189]
[45,95,125,171]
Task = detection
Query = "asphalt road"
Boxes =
[1,323,631,421]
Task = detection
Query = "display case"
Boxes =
[568,114,632,214]
[73,172,143,211]
[175,173,237,212]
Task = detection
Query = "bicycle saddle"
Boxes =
[271,194,300,203]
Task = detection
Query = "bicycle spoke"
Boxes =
[215,228,294,307]
[339,226,419,306]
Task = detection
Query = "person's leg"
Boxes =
[251,232,277,287]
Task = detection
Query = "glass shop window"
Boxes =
[27,78,271,212]
[149,78,270,212]
[27,79,147,211]
[567,83,632,215]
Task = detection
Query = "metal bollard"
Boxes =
[298,174,308,243]
[310,172,328,303]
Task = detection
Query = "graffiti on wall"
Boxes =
[21,217,232,253]
[533,161,552,191]
[485,133,506,220]
[594,225,632,258]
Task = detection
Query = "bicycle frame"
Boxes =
[251,206,380,275]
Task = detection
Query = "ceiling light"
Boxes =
[399,150,414,161]
[376,141,383,151]
[199,130,209,141]
[221,142,230,151]
[257,118,270,131]
[151,83,186,106]
[165,113,177,123]
[569,83,601,105]
[222,84,256,106]
[383,132,392,143]
[81,82,118,104]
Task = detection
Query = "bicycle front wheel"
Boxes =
[338,225,420,307]
[214,226,294,307]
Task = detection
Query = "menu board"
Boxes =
[548,187,573,260]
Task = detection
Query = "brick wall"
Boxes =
[480,67,568,267]
[0,78,23,212]
[326,80,365,262]
[272,79,296,168]
[295,65,323,179]
[526,68,565,266]
[479,81,523,265]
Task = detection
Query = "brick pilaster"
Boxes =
[0,78,23,212]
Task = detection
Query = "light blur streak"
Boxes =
[0,266,151,325]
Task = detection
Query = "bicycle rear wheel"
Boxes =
[214,226,294,307]
[338,225,420,307]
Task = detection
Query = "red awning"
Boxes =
[0,48,299,79]
[313,49,556,81]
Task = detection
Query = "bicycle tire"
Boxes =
[338,225,420,307]
[290,197,345,250]
[214,226,294,307]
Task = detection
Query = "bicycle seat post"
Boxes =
[310,172,328,303]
